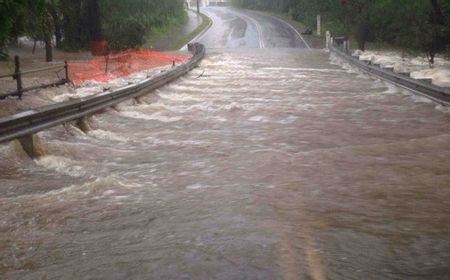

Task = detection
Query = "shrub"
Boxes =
[104,19,146,51]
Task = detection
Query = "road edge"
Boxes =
[179,11,213,50]
[246,9,322,49]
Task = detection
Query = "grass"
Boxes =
[170,12,211,51]
[143,12,188,49]
[143,11,211,51]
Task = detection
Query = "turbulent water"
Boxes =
[1,49,450,279]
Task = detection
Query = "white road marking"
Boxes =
[268,15,311,49]
[231,10,265,48]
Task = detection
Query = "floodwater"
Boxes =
[1,49,450,279]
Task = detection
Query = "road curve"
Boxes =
[197,7,309,49]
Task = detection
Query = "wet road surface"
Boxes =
[1,7,450,280]
[198,7,309,49]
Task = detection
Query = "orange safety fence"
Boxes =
[68,50,190,86]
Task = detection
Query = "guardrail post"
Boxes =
[105,55,109,74]
[18,134,35,158]
[326,31,331,49]
[316,15,321,36]
[64,60,69,82]
[13,56,23,100]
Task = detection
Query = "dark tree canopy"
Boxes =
[232,0,450,60]
[0,0,186,59]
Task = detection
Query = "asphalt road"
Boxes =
[197,7,310,49]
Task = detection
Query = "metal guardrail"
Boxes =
[0,43,205,143]
[329,43,450,106]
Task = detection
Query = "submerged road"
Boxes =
[197,7,310,49]
[1,6,450,280]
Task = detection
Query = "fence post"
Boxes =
[317,15,321,36]
[14,56,23,100]
[326,31,331,49]
[105,55,109,74]
[343,38,350,53]
[64,60,70,83]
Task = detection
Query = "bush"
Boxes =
[104,19,146,51]
[0,47,8,61]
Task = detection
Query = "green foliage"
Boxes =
[232,0,450,58]
[0,0,49,59]
[0,0,186,57]
[104,20,146,51]
[0,0,27,59]
[99,0,186,50]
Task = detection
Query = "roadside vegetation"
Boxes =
[231,0,450,64]
[0,0,186,61]
[171,12,211,51]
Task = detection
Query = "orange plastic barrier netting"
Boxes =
[68,50,190,86]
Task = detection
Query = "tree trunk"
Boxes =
[429,0,446,63]
[32,39,37,54]
[429,52,435,65]
[430,0,445,25]
[43,14,53,62]
[356,22,369,51]
[49,8,62,48]
[87,0,102,41]
[44,34,53,62]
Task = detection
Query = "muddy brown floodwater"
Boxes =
[1,49,450,279]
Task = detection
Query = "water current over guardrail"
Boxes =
[1,48,450,279]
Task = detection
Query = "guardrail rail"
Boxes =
[0,43,205,148]
[329,42,450,106]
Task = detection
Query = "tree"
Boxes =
[87,0,102,41]
[231,0,450,61]
[0,0,28,59]
[0,0,188,59]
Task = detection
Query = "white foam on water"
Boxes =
[87,129,129,142]
[134,102,167,113]
[248,115,269,122]
[144,136,210,147]
[435,105,450,113]
[222,102,259,112]
[390,86,433,104]
[206,116,227,123]
[64,124,87,137]
[354,50,450,87]
[44,176,139,200]
[186,183,217,190]
[0,142,14,155]
[329,54,359,74]
[261,67,346,73]
[103,190,116,195]
[295,104,319,111]
[381,83,400,95]
[49,65,173,102]
[411,68,450,87]
[52,85,104,102]
[278,115,298,124]
[157,91,203,102]
[119,111,182,122]
[35,155,88,177]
